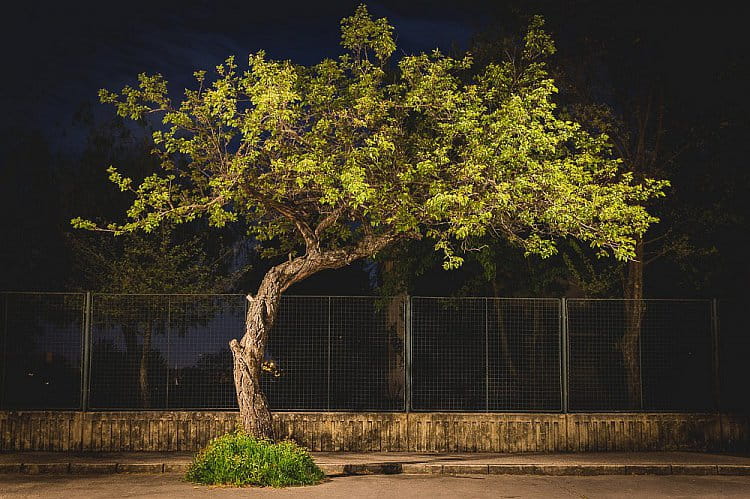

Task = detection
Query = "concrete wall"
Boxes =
[0,411,747,453]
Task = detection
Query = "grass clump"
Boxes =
[186,431,325,487]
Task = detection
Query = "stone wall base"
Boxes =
[1,411,747,453]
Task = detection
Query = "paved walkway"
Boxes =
[3,473,750,498]
[1,451,749,476]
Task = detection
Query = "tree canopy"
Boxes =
[73,5,666,279]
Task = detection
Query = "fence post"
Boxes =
[638,302,644,411]
[165,297,171,409]
[560,298,569,413]
[485,297,489,412]
[711,298,721,411]
[327,296,331,411]
[80,292,92,412]
[0,294,7,410]
[404,296,411,413]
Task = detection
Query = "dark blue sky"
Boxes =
[2,0,746,151]
[2,1,481,147]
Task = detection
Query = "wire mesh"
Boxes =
[0,292,736,413]
[89,294,171,409]
[165,295,245,409]
[328,296,405,411]
[263,296,405,411]
[0,292,84,409]
[86,294,404,410]
[487,298,561,411]
[567,299,714,411]
[718,300,750,412]
[410,297,486,411]
[262,296,328,410]
[410,297,561,411]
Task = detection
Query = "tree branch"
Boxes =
[242,185,317,251]
[314,205,347,239]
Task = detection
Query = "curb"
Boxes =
[1,462,749,476]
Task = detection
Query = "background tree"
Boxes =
[545,3,736,408]
[70,227,237,407]
[74,6,665,437]
[384,2,747,409]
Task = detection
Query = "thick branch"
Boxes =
[314,205,347,239]
[283,232,401,293]
[238,231,402,352]
[242,185,317,250]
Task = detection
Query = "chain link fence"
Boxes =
[0,292,744,412]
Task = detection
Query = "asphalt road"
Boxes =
[2,473,750,498]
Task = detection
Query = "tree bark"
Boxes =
[491,279,517,380]
[230,267,284,440]
[230,296,276,439]
[229,233,400,440]
[622,238,644,409]
[382,259,406,402]
[139,322,152,409]
[385,293,406,403]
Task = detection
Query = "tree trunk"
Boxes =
[383,259,406,403]
[622,238,644,409]
[230,290,279,440]
[228,234,399,440]
[491,279,517,380]
[229,259,311,439]
[139,322,152,409]
[385,293,406,403]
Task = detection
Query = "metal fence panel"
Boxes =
[87,294,404,411]
[262,296,328,410]
[89,294,172,409]
[410,297,561,411]
[263,296,405,411]
[487,298,561,411]
[328,296,405,411]
[0,292,740,413]
[89,294,247,410]
[718,300,750,413]
[410,297,486,411]
[567,299,714,412]
[165,295,245,409]
[0,292,84,409]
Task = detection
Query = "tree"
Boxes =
[73,6,666,438]
[64,114,244,408]
[548,11,719,408]
[69,226,239,407]
[461,3,732,408]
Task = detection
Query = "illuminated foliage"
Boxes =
[73,6,666,270]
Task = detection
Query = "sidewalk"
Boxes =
[1,451,749,476]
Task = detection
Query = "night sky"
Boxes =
[2,0,478,145]
[4,1,745,144]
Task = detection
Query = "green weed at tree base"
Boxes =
[186,431,325,487]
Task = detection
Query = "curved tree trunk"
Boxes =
[229,234,399,440]
[230,285,281,440]
[622,238,644,409]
